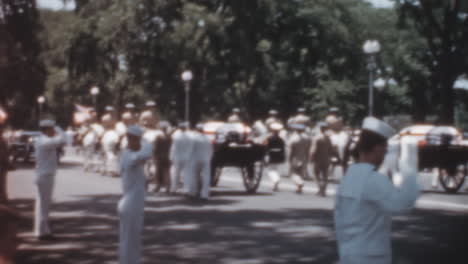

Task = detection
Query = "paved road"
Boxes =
[7,153,468,264]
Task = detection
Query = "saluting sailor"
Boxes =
[118,125,152,264]
[34,119,66,240]
[334,117,420,264]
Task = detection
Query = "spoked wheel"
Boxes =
[438,164,466,194]
[211,166,222,187]
[241,161,264,193]
[144,159,157,191]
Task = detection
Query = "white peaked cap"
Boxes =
[270,122,284,131]
[102,115,112,122]
[39,119,55,127]
[362,116,395,139]
[122,112,133,120]
[145,101,156,107]
[127,125,143,137]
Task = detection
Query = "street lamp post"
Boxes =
[181,70,193,127]
[363,40,381,116]
[37,96,45,121]
[90,86,100,112]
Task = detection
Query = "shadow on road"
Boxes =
[9,194,468,264]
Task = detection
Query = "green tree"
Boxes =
[0,0,46,128]
[395,0,468,124]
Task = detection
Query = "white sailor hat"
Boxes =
[178,121,189,128]
[101,115,112,122]
[127,125,143,137]
[105,106,114,112]
[39,119,55,127]
[268,109,278,115]
[297,107,305,113]
[232,108,240,113]
[362,116,395,139]
[325,115,339,125]
[145,101,156,107]
[125,103,135,109]
[122,112,133,120]
[289,123,305,131]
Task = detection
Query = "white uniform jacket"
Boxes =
[118,141,152,264]
[190,132,213,162]
[334,163,420,263]
[35,127,66,176]
[170,130,194,162]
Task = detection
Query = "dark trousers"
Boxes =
[0,167,7,202]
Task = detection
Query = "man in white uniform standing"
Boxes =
[169,122,193,194]
[34,120,65,241]
[118,125,152,264]
[334,117,420,264]
[187,124,213,200]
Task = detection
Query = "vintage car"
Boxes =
[8,130,63,164]
[8,131,41,163]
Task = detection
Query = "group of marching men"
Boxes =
[31,108,421,264]
[73,103,352,198]
[73,101,214,199]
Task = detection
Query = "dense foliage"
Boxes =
[2,0,468,129]
[0,0,45,128]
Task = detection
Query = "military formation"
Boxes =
[70,102,354,197]
[0,103,421,264]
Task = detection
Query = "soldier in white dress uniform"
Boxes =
[186,124,213,199]
[118,125,152,264]
[334,117,420,264]
[169,122,194,194]
[34,120,66,240]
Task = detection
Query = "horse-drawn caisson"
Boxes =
[418,126,468,194]
[206,122,267,193]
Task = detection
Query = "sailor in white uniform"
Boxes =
[334,117,420,264]
[169,122,193,194]
[187,124,213,199]
[34,120,66,240]
[118,125,152,264]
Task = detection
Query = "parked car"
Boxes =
[9,131,41,163]
[8,131,63,164]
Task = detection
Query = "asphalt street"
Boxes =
[6,151,468,264]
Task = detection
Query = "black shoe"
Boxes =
[296,184,303,194]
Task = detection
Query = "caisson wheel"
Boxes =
[438,165,466,194]
[242,161,264,193]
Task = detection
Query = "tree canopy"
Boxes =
[2,0,468,129]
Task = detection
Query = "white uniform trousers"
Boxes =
[188,160,211,198]
[170,160,188,193]
[83,144,96,171]
[34,173,55,237]
[118,187,145,264]
[339,255,390,264]
[267,163,282,185]
[104,151,119,175]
